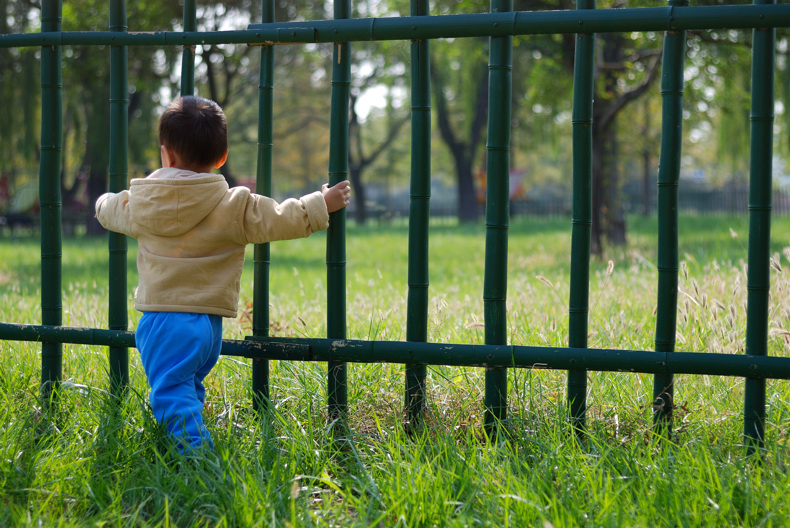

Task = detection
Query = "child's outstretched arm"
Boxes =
[95,191,134,236]
[322,180,352,213]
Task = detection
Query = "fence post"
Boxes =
[483,0,513,434]
[405,0,431,429]
[180,0,196,96]
[652,0,688,435]
[567,0,596,434]
[39,0,63,402]
[327,0,351,422]
[743,0,776,454]
[252,0,275,414]
[108,0,129,398]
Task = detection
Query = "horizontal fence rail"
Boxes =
[2,322,789,379]
[2,0,790,452]
[2,5,790,48]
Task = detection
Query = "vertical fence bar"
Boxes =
[108,0,129,397]
[743,0,776,454]
[252,0,275,414]
[483,0,513,433]
[567,0,596,434]
[180,0,196,96]
[405,0,431,429]
[652,0,688,434]
[39,0,63,400]
[327,0,351,421]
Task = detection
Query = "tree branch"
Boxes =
[431,62,463,155]
[468,65,489,160]
[349,94,365,165]
[598,48,662,71]
[360,114,409,169]
[598,53,661,131]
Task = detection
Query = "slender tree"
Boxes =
[58,1,180,233]
[589,30,661,252]
[509,0,662,253]
[431,50,490,222]
[348,93,409,224]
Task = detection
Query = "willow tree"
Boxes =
[0,1,178,227]
[58,1,180,233]
[0,0,40,195]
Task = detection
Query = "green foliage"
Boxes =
[0,0,40,186]
[3,0,789,224]
[59,0,180,178]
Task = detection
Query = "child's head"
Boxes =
[158,96,228,171]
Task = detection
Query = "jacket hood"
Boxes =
[128,168,229,237]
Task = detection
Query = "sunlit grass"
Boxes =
[2,214,790,526]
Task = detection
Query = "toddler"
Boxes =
[96,95,351,451]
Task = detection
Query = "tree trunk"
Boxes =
[348,95,369,225]
[431,58,488,223]
[642,146,651,216]
[456,152,479,222]
[349,164,367,224]
[346,93,408,226]
[591,128,605,256]
[86,164,107,235]
[590,33,640,255]
[642,101,652,216]
[82,77,111,236]
[591,116,627,253]
[605,127,627,246]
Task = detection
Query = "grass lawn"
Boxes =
[1,214,790,526]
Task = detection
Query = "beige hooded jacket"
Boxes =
[95,168,329,317]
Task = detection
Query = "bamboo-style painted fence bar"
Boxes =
[567,0,595,434]
[482,0,514,432]
[0,0,789,453]
[107,0,129,398]
[37,0,62,399]
[326,0,352,421]
[652,0,688,433]
[744,0,777,452]
[405,0,431,428]
[251,0,275,415]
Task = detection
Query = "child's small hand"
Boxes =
[322,180,351,213]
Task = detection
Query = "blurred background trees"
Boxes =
[0,0,788,255]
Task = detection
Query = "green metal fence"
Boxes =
[1,0,790,453]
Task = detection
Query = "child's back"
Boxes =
[96,166,329,317]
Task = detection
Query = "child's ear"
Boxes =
[214,150,229,169]
[160,145,175,168]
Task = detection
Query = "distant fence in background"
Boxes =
[345,185,790,222]
[6,185,790,235]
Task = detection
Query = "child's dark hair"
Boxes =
[158,96,228,169]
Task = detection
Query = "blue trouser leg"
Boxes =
[136,312,223,451]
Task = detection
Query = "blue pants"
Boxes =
[136,312,223,452]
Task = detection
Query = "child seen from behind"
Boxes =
[95,95,351,452]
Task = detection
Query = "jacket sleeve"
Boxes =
[242,190,329,244]
[95,191,134,236]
